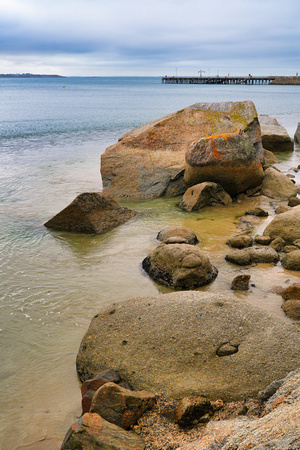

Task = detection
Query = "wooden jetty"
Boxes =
[162,76,275,85]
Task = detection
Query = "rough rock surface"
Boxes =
[263,148,279,165]
[254,235,272,245]
[44,192,138,234]
[175,397,211,427]
[184,132,263,197]
[261,167,298,199]
[295,122,300,144]
[178,369,300,450]
[270,236,286,252]
[90,382,156,430]
[101,101,263,199]
[244,206,268,217]
[281,250,300,271]
[288,196,300,207]
[231,274,251,291]
[157,227,199,245]
[76,292,300,401]
[61,413,145,449]
[282,284,300,301]
[142,243,218,289]
[179,182,232,212]
[264,205,300,244]
[226,235,253,249]
[259,114,294,152]
[282,300,300,320]
[225,246,279,266]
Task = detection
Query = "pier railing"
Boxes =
[161,76,276,85]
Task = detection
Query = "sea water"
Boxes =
[1,77,300,448]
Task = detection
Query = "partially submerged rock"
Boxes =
[101,101,263,199]
[142,243,218,289]
[261,167,298,200]
[179,182,232,212]
[226,235,253,249]
[264,205,300,244]
[281,250,300,271]
[231,274,251,291]
[44,192,138,234]
[282,300,300,320]
[259,114,294,152]
[294,122,300,144]
[76,291,300,401]
[157,226,199,245]
[225,246,279,266]
[184,132,263,197]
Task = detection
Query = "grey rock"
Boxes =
[294,122,300,144]
[76,292,300,401]
[179,182,232,212]
[259,114,294,152]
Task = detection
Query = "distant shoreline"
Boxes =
[0,73,65,78]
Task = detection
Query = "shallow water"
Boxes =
[1,78,300,448]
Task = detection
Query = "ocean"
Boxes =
[1,77,300,448]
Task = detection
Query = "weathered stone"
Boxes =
[178,369,300,450]
[81,369,122,397]
[231,274,251,291]
[244,207,268,217]
[175,397,211,427]
[294,122,300,144]
[283,245,298,253]
[142,243,218,290]
[184,132,263,197]
[282,284,300,301]
[270,236,286,252]
[261,167,298,200]
[61,413,145,449]
[76,292,300,401]
[90,382,156,430]
[288,196,300,207]
[101,101,263,199]
[226,235,253,249]
[81,390,95,416]
[259,114,294,152]
[179,182,232,212]
[282,300,300,320]
[44,193,138,234]
[276,205,292,214]
[281,250,300,271]
[225,246,279,266]
[264,205,300,244]
[236,215,261,231]
[157,227,199,245]
[254,235,272,245]
[263,148,279,165]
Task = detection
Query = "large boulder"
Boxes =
[76,292,300,401]
[179,182,232,212]
[178,369,300,450]
[44,192,138,234]
[294,122,300,145]
[264,205,300,244]
[261,167,297,200]
[184,132,264,197]
[101,101,263,199]
[259,114,294,152]
[142,243,218,289]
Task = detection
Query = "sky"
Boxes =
[0,0,299,77]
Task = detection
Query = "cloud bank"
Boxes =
[0,0,299,76]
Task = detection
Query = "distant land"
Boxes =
[0,73,65,78]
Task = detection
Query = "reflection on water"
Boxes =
[1,147,300,448]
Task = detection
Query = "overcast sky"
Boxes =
[0,0,299,76]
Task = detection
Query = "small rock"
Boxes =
[282,284,300,301]
[282,300,300,320]
[226,235,253,249]
[226,247,279,266]
[90,382,156,430]
[157,226,199,245]
[175,397,211,427]
[179,182,232,212]
[283,245,298,253]
[254,235,272,245]
[276,205,292,214]
[270,236,286,252]
[81,369,122,397]
[216,343,239,356]
[288,197,300,207]
[231,274,251,291]
[281,250,300,270]
[244,207,268,217]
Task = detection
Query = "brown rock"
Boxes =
[263,148,279,165]
[231,274,251,291]
[225,247,279,266]
[61,413,145,449]
[101,101,263,199]
[81,390,95,416]
[81,369,122,397]
[179,182,232,212]
[226,235,253,249]
[283,245,298,253]
[90,382,156,430]
[264,205,300,244]
[270,236,286,252]
[157,226,199,245]
[142,243,218,289]
[44,192,138,234]
[259,114,294,152]
[244,207,268,217]
[175,397,211,427]
[282,300,300,320]
[261,167,298,200]
[276,205,292,214]
[254,235,272,245]
[184,132,263,197]
[282,284,300,301]
[288,196,300,207]
[281,250,300,270]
